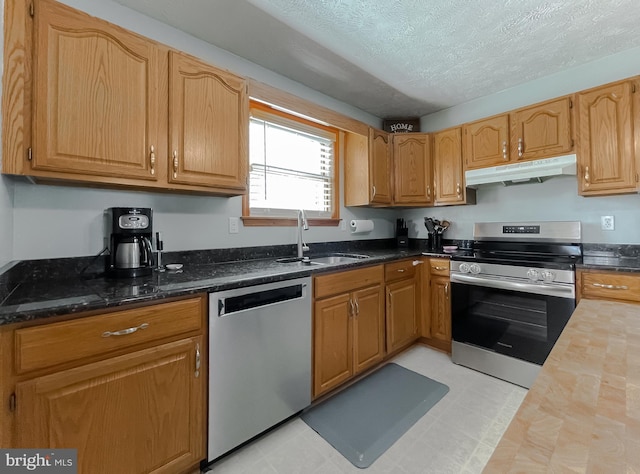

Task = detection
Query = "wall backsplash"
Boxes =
[10,181,398,260]
[403,175,640,244]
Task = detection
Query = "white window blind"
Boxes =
[249,108,336,218]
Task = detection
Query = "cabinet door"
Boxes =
[577,80,638,195]
[169,51,248,190]
[393,133,433,205]
[16,337,204,474]
[369,128,392,204]
[463,114,509,169]
[386,279,418,353]
[511,97,573,162]
[430,276,451,345]
[352,285,385,374]
[33,0,160,180]
[433,127,465,204]
[313,294,352,397]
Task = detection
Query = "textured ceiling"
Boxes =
[112,0,640,118]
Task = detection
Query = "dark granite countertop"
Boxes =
[0,240,433,326]
[577,256,640,273]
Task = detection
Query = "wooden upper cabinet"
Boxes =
[369,128,393,204]
[32,0,160,180]
[344,128,392,206]
[393,133,433,205]
[510,96,573,162]
[577,79,639,195]
[433,127,470,205]
[463,114,509,169]
[168,51,248,190]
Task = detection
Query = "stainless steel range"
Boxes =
[450,221,582,388]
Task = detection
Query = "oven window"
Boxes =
[471,293,548,341]
[451,283,574,365]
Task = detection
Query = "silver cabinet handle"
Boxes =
[456,183,461,197]
[426,185,431,200]
[397,268,406,273]
[433,266,447,271]
[173,150,179,179]
[412,260,424,266]
[149,145,156,175]
[195,343,201,378]
[102,322,149,338]
[518,138,523,157]
[349,298,355,317]
[502,141,507,160]
[592,282,628,290]
[584,166,590,187]
[372,185,376,199]
[354,299,360,316]
[445,283,449,297]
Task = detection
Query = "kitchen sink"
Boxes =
[275,253,370,265]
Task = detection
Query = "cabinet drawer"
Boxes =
[314,265,383,299]
[429,258,450,277]
[15,297,203,373]
[581,272,640,303]
[385,259,417,282]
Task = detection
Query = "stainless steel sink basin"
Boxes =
[311,255,365,264]
[275,253,370,265]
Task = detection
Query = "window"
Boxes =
[243,101,339,224]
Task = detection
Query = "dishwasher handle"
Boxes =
[217,282,307,316]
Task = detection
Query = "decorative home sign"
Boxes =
[383,118,420,133]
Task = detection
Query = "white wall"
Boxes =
[0,0,14,269]
[6,0,640,260]
[415,45,640,245]
[12,182,397,259]
[421,45,640,131]
[8,0,393,261]
[403,176,640,244]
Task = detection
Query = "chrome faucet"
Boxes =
[297,209,309,258]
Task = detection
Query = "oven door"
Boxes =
[451,273,575,365]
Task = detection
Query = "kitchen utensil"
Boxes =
[441,220,451,232]
[424,218,435,234]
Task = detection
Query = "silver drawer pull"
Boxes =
[102,322,149,338]
[433,266,447,271]
[397,269,405,273]
[195,343,201,378]
[592,283,629,290]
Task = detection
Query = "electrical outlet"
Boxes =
[601,215,615,231]
[340,220,346,231]
[229,217,239,234]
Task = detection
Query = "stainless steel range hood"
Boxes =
[465,154,577,187]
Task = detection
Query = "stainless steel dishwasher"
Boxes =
[207,277,312,461]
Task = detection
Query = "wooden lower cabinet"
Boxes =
[313,294,353,395]
[577,269,640,303]
[1,296,206,474]
[16,337,203,474]
[420,258,452,353]
[385,259,420,354]
[430,276,452,348]
[313,266,385,398]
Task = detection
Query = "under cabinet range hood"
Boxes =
[465,154,577,187]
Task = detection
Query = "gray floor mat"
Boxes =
[301,363,449,468]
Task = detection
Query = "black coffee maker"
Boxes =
[105,207,154,278]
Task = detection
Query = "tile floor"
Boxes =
[204,345,528,474]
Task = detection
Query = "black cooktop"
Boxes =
[450,240,583,271]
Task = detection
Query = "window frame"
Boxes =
[242,100,341,227]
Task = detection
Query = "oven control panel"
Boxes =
[502,225,540,234]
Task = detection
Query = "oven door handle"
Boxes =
[450,273,575,299]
